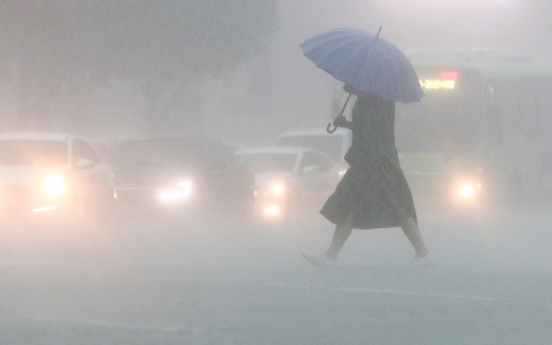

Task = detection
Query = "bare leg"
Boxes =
[325,211,354,260]
[400,217,429,257]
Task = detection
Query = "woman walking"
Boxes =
[302,84,432,268]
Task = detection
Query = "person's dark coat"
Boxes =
[320,92,417,229]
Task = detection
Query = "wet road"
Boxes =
[1,207,551,344]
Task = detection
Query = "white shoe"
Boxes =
[301,252,337,271]
[411,252,435,267]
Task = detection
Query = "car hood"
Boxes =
[0,166,68,187]
[254,172,297,189]
[113,164,200,189]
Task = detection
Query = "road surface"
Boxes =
[1,207,551,344]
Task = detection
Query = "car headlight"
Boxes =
[264,205,280,215]
[159,180,192,202]
[42,173,67,198]
[458,183,475,198]
[270,183,285,195]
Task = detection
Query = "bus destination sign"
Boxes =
[419,70,458,90]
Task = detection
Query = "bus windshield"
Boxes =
[396,68,485,153]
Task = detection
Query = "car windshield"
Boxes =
[113,140,203,168]
[0,140,68,166]
[237,153,297,173]
[276,135,343,163]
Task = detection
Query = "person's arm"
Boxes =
[343,84,370,98]
[333,115,352,130]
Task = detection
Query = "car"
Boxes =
[109,137,256,219]
[0,132,115,220]
[275,127,351,163]
[275,126,351,180]
[235,146,339,220]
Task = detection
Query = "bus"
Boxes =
[395,47,552,208]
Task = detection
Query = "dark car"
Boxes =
[109,137,255,219]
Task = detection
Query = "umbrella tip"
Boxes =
[375,26,383,40]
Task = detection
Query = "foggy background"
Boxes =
[1,0,552,145]
[1,2,552,344]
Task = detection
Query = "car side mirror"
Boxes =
[302,165,320,174]
[76,158,95,169]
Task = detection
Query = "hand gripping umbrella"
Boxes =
[300,27,424,133]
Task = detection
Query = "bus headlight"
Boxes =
[458,183,475,198]
[42,174,67,198]
[264,205,280,215]
[159,180,192,202]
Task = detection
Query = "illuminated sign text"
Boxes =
[419,79,456,90]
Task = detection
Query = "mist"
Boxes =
[1,1,552,344]
[198,0,552,145]
[1,1,551,143]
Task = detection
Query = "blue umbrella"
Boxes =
[301,27,424,103]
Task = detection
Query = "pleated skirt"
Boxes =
[320,158,417,229]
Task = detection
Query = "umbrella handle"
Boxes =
[326,93,352,134]
[326,122,338,134]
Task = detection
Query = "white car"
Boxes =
[276,127,351,164]
[0,132,115,219]
[235,146,339,219]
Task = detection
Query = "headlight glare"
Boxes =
[264,205,279,215]
[459,183,475,198]
[177,180,191,189]
[42,174,67,198]
[159,180,192,202]
[271,183,285,195]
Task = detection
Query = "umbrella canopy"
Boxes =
[301,28,424,103]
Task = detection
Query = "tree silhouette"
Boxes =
[0,0,279,131]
